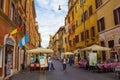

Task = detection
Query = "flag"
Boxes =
[18,34,28,47]
[8,26,23,37]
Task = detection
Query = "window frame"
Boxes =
[0,46,2,68]
[91,26,95,37]
[89,5,93,16]
[97,17,105,32]
[113,7,120,25]
[95,0,102,9]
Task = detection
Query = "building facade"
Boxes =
[0,0,41,79]
[63,16,70,52]
[96,0,120,61]
[53,33,59,58]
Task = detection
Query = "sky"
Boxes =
[35,0,68,48]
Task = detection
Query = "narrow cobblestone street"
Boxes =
[11,60,119,80]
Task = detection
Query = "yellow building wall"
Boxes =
[67,6,75,51]
[97,0,120,29]
[96,0,120,61]
[74,0,98,49]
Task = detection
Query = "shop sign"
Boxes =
[89,52,97,66]
[39,56,48,68]
[6,38,14,46]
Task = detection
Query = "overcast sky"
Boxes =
[35,0,68,48]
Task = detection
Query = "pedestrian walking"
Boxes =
[69,56,73,66]
[62,57,67,71]
[48,56,55,71]
[48,57,52,71]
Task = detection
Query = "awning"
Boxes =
[74,49,81,54]
[115,44,120,47]
[81,44,111,51]
[26,47,54,54]
[64,52,74,55]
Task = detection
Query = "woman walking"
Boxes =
[62,57,67,71]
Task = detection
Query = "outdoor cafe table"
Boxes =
[97,62,120,69]
[78,61,87,68]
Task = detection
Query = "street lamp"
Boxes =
[58,4,68,10]
[58,5,61,10]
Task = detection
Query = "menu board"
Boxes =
[89,52,97,66]
[39,56,48,67]
[7,54,12,75]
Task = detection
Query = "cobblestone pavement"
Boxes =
[11,60,119,80]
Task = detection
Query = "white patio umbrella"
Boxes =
[64,52,74,55]
[74,49,81,54]
[26,47,54,54]
[81,44,111,51]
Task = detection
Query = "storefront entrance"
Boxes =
[4,38,14,77]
